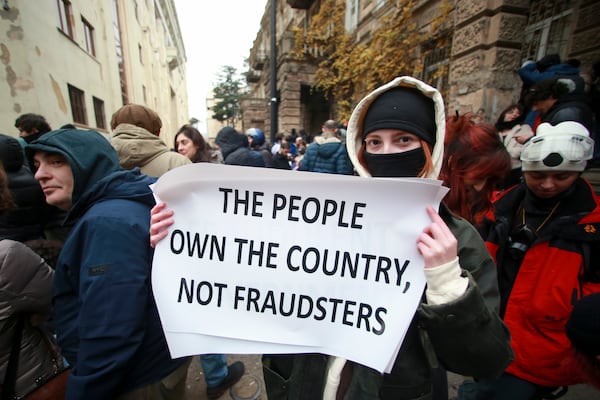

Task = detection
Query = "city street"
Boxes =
[183,355,599,399]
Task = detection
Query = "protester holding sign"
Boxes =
[320,76,513,399]
[149,77,513,400]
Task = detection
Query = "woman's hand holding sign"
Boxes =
[416,206,458,269]
[150,202,174,248]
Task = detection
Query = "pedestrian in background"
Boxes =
[14,113,52,146]
[461,121,600,399]
[271,140,292,169]
[175,124,216,163]
[299,119,353,175]
[525,78,594,134]
[174,124,246,400]
[110,103,190,177]
[440,114,511,234]
[216,126,265,167]
[494,104,534,189]
[247,127,273,167]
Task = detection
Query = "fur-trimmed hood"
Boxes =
[345,76,446,179]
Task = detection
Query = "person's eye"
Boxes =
[366,139,381,146]
[396,136,414,144]
[49,157,65,167]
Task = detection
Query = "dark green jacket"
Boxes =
[264,206,513,400]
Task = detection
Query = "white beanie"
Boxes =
[521,121,594,172]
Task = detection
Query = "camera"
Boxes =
[508,224,537,260]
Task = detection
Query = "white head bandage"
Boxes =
[521,122,594,172]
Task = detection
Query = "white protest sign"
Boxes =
[152,163,448,373]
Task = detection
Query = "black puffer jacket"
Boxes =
[542,94,594,133]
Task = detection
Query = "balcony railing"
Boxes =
[246,69,261,83]
[252,52,267,70]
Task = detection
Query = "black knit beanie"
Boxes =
[362,87,436,146]
[565,293,600,356]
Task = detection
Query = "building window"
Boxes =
[139,43,144,64]
[68,84,87,125]
[57,0,74,38]
[521,0,573,62]
[142,85,148,103]
[82,18,96,56]
[421,41,450,99]
[112,0,128,105]
[93,97,106,129]
[345,0,359,32]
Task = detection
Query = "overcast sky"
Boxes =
[174,1,268,131]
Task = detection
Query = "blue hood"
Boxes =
[25,129,121,207]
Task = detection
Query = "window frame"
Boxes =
[68,84,87,125]
[82,17,96,56]
[521,1,573,62]
[57,0,74,39]
[93,96,106,129]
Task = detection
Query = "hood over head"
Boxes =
[111,123,170,169]
[216,127,248,159]
[0,134,25,172]
[25,129,121,207]
[346,76,446,178]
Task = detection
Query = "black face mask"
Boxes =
[363,147,426,178]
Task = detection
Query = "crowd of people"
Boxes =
[1,53,599,400]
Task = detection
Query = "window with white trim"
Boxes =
[57,0,74,39]
[82,17,96,56]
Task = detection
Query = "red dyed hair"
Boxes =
[440,114,510,225]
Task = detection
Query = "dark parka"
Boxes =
[264,77,513,400]
[216,127,265,167]
[342,76,513,400]
[541,93,595,134]
[26,129,188,400]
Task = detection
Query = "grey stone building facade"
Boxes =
[243,0,599,139]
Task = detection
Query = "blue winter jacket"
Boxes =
[26,129,187,399]
[518,62,585,93]
[299,139,353,175]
